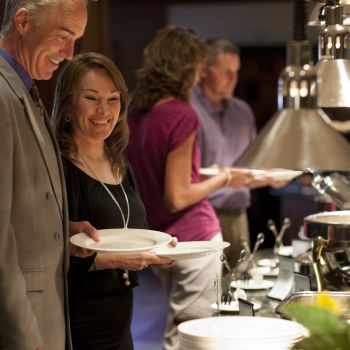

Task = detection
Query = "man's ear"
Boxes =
[14,8,30,34]
[201,67,208,79]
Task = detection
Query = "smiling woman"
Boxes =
[73,69,122,146]
[51,52,173,350]
[52,51,130,180]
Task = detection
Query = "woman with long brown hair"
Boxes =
[126,26,251,350]
[52,52,172,350]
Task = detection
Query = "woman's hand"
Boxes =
[169,236,178,247]
[95,252,172,271]
[69,221,99,258]
[228,169,254,188]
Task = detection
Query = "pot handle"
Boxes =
[311,236,328,291]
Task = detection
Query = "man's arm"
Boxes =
[0,99,43,349]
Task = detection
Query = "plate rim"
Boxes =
[178,316,309,339]
[199,167,302,180]
[153,240,230,259]
[70,228,172,254]
[257,258,278,268]
[250,266,279,277]
[230,279,274,290]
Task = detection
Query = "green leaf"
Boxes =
[294,333,350,350]
[282,303,349,335]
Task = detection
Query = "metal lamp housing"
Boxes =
[235,41,350,171]
[316,1,350,107]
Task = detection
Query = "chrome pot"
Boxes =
[304,211,350,291]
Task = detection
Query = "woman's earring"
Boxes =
[65,115,71,123]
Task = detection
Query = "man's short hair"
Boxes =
[0,0,89,37]
[205,38,240,66]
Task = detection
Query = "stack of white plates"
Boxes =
[178,316,309,350]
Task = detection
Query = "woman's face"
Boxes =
[71,68,121,145]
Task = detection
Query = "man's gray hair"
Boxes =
[0,0,90,37]
[205,38,241,66]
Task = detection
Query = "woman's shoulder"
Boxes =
[61,155,71,175]
[61,156,85,183]
[129,98,196,120]
[124,162,138,190]
[160,98,198,123]
[166,98,195,111]
[128,98,199,136]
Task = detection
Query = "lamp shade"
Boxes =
[236,2,350,171]
[235,108,350,171]
[317,59,350,107]
[316,0,350,107]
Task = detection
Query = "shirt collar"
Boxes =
[192,84,227,116]
[0,48,33,91]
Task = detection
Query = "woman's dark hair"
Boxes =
[130,26,206,114]
[52,51,131,177]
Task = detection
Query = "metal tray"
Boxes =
[276,291,350,321]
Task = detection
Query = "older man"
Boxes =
[0,1,97,350]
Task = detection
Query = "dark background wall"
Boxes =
[0,0,324,246]
[0,0,297,128]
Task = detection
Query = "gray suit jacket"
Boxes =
[0,57,71,350]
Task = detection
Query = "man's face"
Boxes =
[202,52,241,100]
[19,0,87,80]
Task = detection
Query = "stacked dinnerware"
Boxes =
[178,316,308,350]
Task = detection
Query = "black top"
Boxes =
[63,157,147,350]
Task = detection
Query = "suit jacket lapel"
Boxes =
[0,57,64,218]
[23,98,64,218]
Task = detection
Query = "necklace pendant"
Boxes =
[122,269,131,286]
[78,152,130,228]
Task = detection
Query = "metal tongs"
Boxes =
[220,233,265,304]
[267,218,291,255]
[235,232,265,281]
[220,250,247,305]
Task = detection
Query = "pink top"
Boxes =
[126,99,220,242]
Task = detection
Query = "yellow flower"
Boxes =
[315,293,341,315]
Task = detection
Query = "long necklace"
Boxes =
[78,153,131,286]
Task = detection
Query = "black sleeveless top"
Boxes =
[63,157,148,349]
[63,156,147,297]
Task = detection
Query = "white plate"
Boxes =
[199,167,221,176]
[178,316,309,340]
[253,169,303,181]
[199,167,302,182]
[70,228,172,254]
[278,245,294,256]
[199,167,260,177]
[257,258,278,268]
[153,241,229,260]
[231,279,274,290]
[250,266,279,277]
[210,301,261,313]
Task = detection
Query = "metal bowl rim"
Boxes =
[304,210,350,225]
